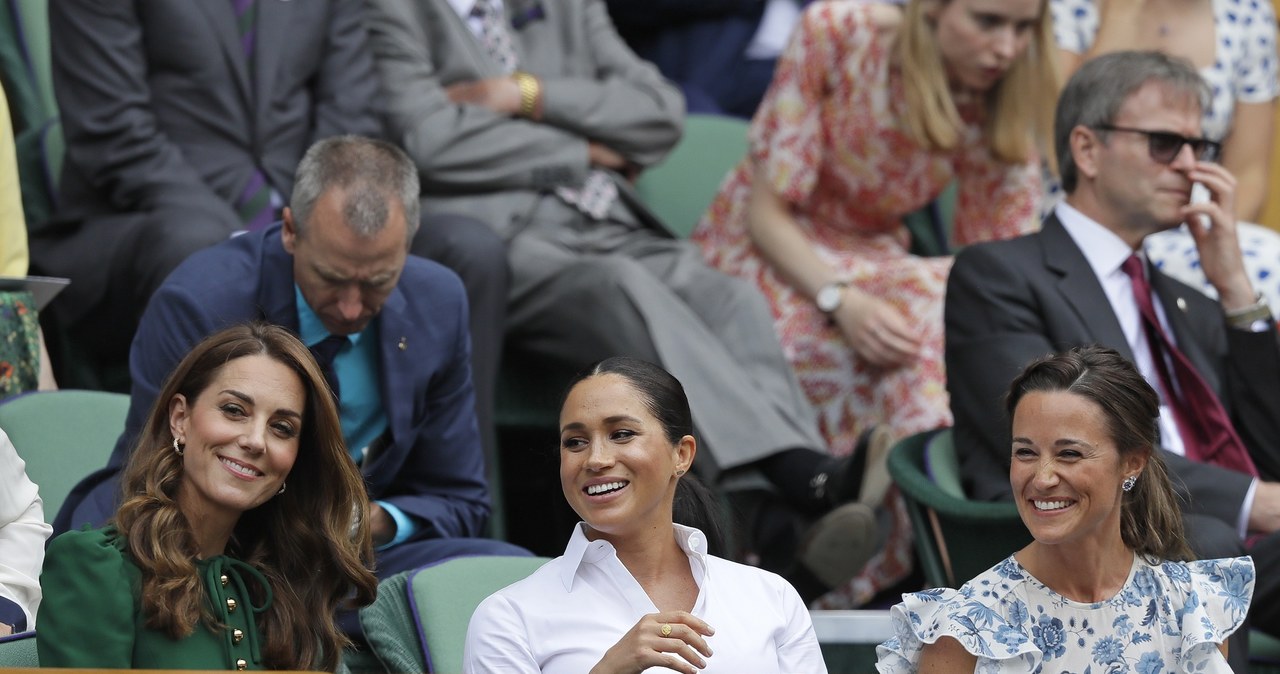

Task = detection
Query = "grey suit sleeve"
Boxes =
[308,0,384,143]
[49,1,234,215]
[536,0,685,167]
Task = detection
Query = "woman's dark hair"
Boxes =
[564,356,726,555]
[1005,345,1193,561]
[115,322,377,670]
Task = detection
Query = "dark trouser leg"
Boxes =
[410,212,509,483]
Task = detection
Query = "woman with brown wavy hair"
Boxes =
[37,322,377,671]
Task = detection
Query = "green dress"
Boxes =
[37,528,272,670]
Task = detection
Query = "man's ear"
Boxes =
[281,207,298,254]
[1070,125,1103,181]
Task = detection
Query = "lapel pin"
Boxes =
[1176,297,1187,312]
[398,337,407,351]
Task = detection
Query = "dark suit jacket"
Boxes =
[38,0,381,319]
[945,215,1280,526]
[57,226,490,540]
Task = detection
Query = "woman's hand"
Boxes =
[589,611,715,674]
[832,288,922,368]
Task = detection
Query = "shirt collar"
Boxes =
[560,522,710,592]
[294,285,361,348]
[447,0,499,18]
[1055,201,1144,279]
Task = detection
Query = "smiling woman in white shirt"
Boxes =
[463,356,827,674]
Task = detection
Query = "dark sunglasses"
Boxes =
[1093,125,1222,164]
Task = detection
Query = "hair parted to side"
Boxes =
[289,135,421,244]
[1055,50,1209,192]
[1005,345,1193,562]
[114,322,377,671]
[898,0,1057,164]
[562,356,726,555]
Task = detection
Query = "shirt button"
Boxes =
[227,598,238,613]
[236,658,247,670]
[220,574,229,587]
[233,628,244,644]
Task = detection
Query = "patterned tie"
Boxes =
[1121,255,1259,476]
[229,0,274,231]
[309,334,348,402]
[468,0,618,219]
[471,0,518,75]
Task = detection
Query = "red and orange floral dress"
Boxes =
[691,1,1041,607]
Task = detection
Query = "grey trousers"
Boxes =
[504,197,825,477]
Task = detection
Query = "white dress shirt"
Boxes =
[1056,201,1256,535]
[463,523,827,673]
[0,427,51,630]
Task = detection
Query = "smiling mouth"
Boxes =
[585,481,628,496]
[1033,500,1072,511]
[219,456,264,478]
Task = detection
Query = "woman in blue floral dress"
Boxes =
[877,346,1253,672]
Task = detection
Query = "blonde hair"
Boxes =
[898,0,1058,163]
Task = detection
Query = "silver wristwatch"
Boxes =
[816,281,847,314]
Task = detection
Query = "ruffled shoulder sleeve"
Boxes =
[876,558,1041,673]
[1157,556,1253,663]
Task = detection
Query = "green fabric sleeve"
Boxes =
[37,528,139,667]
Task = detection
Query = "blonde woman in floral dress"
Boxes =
[691,0,1056,606]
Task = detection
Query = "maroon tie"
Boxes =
[1121,255,1258,476]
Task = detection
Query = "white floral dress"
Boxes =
[876,555,1254,673]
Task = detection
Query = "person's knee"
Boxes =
[412,212,509,280]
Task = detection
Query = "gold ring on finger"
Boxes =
[660,623,672,637]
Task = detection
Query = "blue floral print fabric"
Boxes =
[876,555,1253,673]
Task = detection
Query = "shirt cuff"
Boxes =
[1240,478,1259,539]
[0,596,27,633]
[375,500,417,551]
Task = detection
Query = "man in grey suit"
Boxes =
[364,0,883,599]
[945,51,1280,644]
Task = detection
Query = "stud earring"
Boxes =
[172,437,185,456]
[277,482,287,496]
[1122,475,1137,492]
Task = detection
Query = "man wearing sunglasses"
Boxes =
[945,50,1280,651]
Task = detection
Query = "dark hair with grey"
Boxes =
[1005,345,1193,562]
[289,135,420,243]
[1055,51,1209,193]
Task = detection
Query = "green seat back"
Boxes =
[0,390,129,523]
[887,428,1029,588]
[0,630,38,667]
[411,555,549,673]
[635,114,750,237]
[924,428,965,498]
[361,556,549,674]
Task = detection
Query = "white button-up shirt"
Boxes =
[464,523,827,673]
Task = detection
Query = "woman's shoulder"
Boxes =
[877,557,1040,671]
[47,526,128,560]
[1142,556,1253,619]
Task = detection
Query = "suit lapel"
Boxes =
[258,229,301,332]
[1150,267,1224,395]
[1041,216,1136,361]
[370,288,414,477]
[195,1,253,109]
[251,0,291,137]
